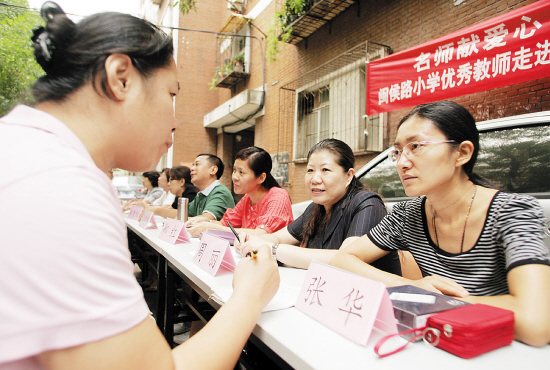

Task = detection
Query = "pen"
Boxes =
[226,221,241,243]
[245,249,258,259]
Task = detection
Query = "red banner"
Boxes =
[367,1,550,115]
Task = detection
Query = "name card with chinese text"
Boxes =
[192,232,236,276]
[138,210,158,229]
[128,205,144,221]
[158,218,191,244]
[295,260,398,346]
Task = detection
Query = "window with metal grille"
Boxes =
[294,61,371,159]
[277,42,391,162]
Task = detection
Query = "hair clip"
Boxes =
[37,32,53,61]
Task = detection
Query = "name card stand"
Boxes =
[138,210,158,229]
[192,233,236,276]
[158,218,191,244]
[128,205,144,221]
[295,260,398,346]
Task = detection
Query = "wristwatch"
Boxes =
[271,242,279,260]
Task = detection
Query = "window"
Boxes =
[298,88,330,154]
[294,60,379,159]
[218,22,249,73]
[475,125,550,194]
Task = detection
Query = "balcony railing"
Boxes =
[279,0,355,45]
[213,14,249,89]
[215,70,249,89]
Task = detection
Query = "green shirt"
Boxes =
[188,183,235,220]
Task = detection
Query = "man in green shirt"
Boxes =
[186,154,235,223]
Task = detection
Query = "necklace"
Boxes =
[432,185,477,253]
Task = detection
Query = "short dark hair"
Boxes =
[197,154,224,179]
[160,168,170,182]
[31,2,174,102]
[235,147,281,190]
[142,170,160,188]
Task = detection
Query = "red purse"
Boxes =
[375,304,515,359]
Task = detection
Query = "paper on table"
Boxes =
[216,281,301,312]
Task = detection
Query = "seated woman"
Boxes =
[152,168,176,206]
[146,166,198,219]
[123,170,164,211]
[330,101,550,347]
[187,146,293,237]
[236,139,401,274]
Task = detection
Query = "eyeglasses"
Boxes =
[388,140,456,162]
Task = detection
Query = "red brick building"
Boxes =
[156,0,548,203]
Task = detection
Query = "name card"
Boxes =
[128,205,144,221]
[158,218,191,244]
[138,210,158,229]
[295,260,398,346]
[192,232,236,276]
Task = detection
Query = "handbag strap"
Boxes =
[374,327,426,358]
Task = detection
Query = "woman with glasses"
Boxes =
[331,101,550,347]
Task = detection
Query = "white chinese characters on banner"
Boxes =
[370,2,550,115]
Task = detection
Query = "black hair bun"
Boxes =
[40,1,65,21]
[31,2,74,74]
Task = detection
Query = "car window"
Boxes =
[359,157,406,200]
[359,124,550,200]
[476,125,550,195]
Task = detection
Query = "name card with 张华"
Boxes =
[295,260,398,346]
[192,232,236,276]
[128,205,144,221]
[138,210,158,229]
[158,218,191,244]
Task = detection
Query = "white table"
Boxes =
[126,218,549,370]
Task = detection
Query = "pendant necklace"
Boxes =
[432,185,477,253]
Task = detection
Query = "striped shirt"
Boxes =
[368,192,550,296]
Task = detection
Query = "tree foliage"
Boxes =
[0,0,43,116]
[175,0,197,15]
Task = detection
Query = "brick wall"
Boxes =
[173,1,230,167]
[173,0,547,203]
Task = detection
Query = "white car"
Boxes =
[112,175,147,200]
[356,110,550,250]
[292,110,550,250]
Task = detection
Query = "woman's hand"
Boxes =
[185,215,210,227]
[235,232,272,258]
[410,275,469,298]
[232,244,280,309]
[187,222,211,238]
[235,232,264,256]
[123,199,149,212]
[122,199,138,212]
[233,232,249,255]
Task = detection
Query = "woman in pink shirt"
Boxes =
[0,3,278,369]
[187,146,293,237]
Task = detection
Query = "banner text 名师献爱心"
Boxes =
[367,1,550,116]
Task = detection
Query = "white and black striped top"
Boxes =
[368,192,550,296]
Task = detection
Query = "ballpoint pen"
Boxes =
[226,220,241,243]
